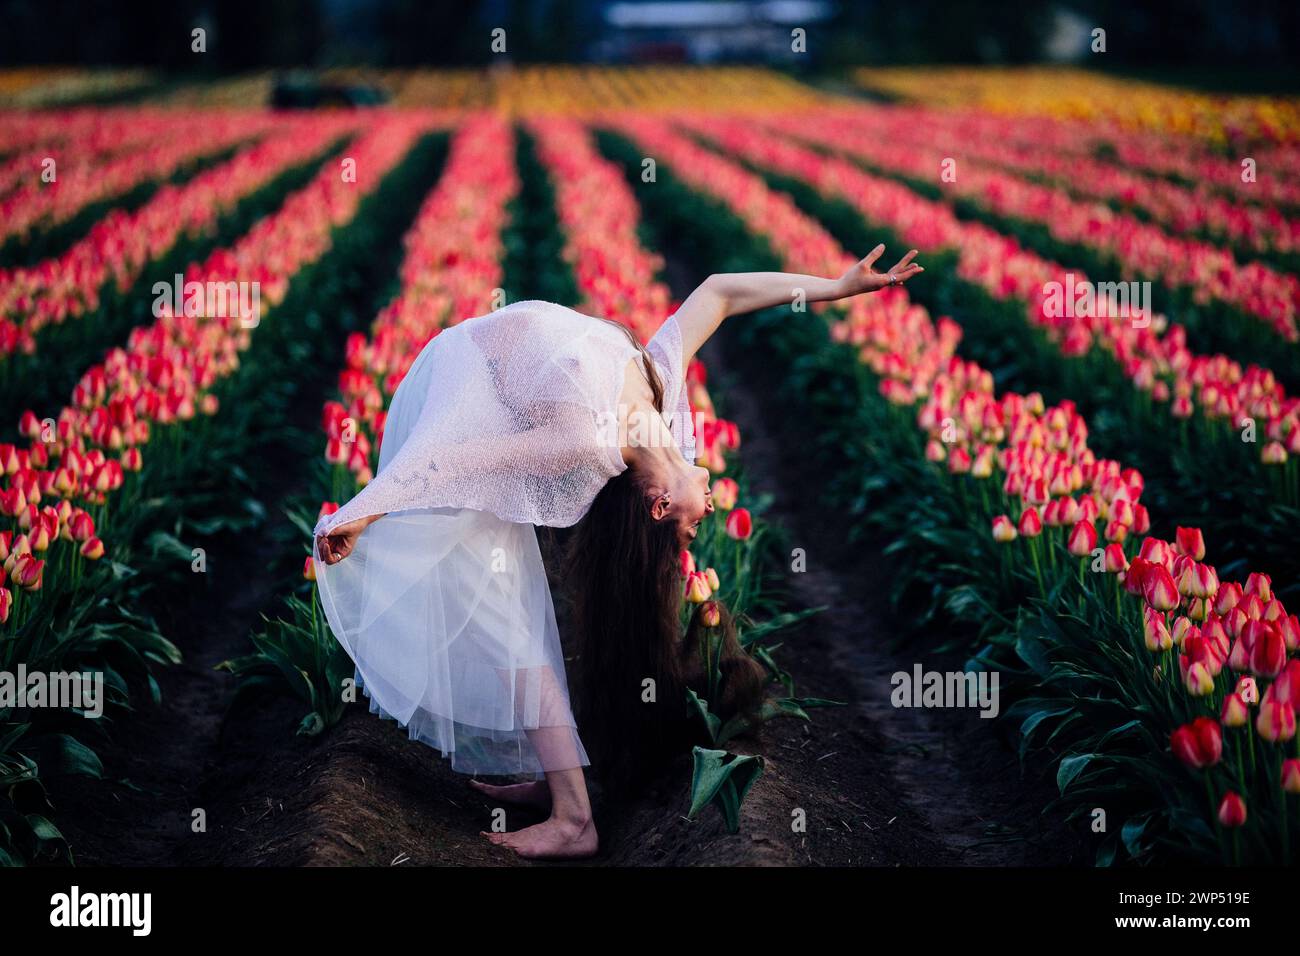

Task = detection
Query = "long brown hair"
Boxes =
[566,321,765,791]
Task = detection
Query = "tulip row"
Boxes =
[0,113,276,248]
[845,102,1300,212]
[604,115,1297,863]
[683,115,1300,493]
[0,115,436,863]
[270,115,520,732]
[525,117,759,609]
[0,109,207,199]
[853,66,1300,148]
[0,69,153,109]
[776,111,1300,345]
[528,117,825,825]
[0,115,357,358]
[525,117,739,474]
[4,115,430,628]
[317,114,518,500]
[852,104,1300,265]
[391,65,821,112]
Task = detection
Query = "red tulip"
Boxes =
[1067,519,1097,557]
[1102,543,1127,573]
[1245,572,1272,603]
[679,549,696,576]
[1187,563,1218,600]
[1275,661,1300,705]
[18,410,42,439]
[79,537,104,560]
[1138,537,1170,568]
[0,587,10,624]
[1235,675,1259,704]
[1221,693,1250,728]
[1122,556,1153,595]
[1170,615,1198,648]
[1184,660,1215,696]
[1248,622,1286,676]
[303,555,316,581]
[12,553,43,590]
[1170,718,1222,769]
[1017,507,1042,538]
[1282,759,1300,795]
[1217,792,1247,828]
[1175,526,1206,561]
[700,601,721,628]
[1143,564,1180,612]
[1256,698,1297,742]
[69,511,95,542]
[1262,441,1288,465]
[724,508,752,540]
[1143,608,1172,651]
[684,571,711,603]
[1132,503,1150,535]
[1213,581,1243,616]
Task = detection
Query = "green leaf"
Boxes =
[1015,634,1052,678]
[687,747,765,833]
[685,689,721,743]
[1056,753,1096,795]
[1121,813,1153,860]
[296,712,326,737]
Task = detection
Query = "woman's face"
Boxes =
[664,461,714,545]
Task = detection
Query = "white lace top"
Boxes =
[315,299,694,534]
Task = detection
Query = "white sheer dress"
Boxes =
[311,300,695,777]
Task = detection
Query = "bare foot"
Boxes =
[480,815,599,860]
[469,778,552,813]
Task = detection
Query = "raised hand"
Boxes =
[838,244,924,297]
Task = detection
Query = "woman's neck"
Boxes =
[620,398,676,468]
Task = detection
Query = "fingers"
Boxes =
[888,249,919,273]
[316,534,341,565]
[861,243,886,268]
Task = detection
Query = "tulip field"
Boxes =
[2,65,1299,868]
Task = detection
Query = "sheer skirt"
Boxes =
[314,506,588,777]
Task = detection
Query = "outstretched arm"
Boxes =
[672,244,923,363]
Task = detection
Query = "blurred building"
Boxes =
[590,1,835,63]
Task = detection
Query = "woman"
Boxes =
[313,244,923,859]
